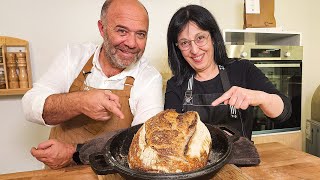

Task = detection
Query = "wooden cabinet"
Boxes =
[0,36,32,96]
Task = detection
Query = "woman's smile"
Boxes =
[191,54,204,63]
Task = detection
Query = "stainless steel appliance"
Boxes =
[226,45,303,134]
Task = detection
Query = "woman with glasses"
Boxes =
[165,5,292,140]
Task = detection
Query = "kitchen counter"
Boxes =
[1,142,320,180]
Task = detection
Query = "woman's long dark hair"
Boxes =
[167,5,229,85]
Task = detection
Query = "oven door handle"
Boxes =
[255,63,301,68]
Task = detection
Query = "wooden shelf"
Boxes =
[0,88,31,96]
[0,36,33,95]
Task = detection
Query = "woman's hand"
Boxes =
[211,86,263,109]
[211,86,283,118]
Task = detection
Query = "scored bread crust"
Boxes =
[128,109,212,173]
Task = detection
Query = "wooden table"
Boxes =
[1,142,320,180]
[240,142,320,179]
[0,164,248,180]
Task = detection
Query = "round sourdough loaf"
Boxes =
[128,109,212,173]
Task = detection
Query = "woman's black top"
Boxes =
[164,60,292,139]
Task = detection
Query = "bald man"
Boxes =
[23,0,163,169]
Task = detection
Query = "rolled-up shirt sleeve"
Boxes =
[22,45,72,126]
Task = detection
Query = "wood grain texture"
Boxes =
[0,164,248,180]
[212,164,252,180]
[0,165,98,180]
[241,142,320,180]
[252,131,302,151]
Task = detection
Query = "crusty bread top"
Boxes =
[144,109,197,157]
[128,109,212,173]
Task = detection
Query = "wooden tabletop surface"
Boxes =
[0,164,249,180]
[240,142,320,179]
[1,142,320,180]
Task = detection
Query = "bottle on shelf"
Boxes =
[16,51,29,88]
[0,67,6,89]
[0,47,3,63]
[6,52,19,89]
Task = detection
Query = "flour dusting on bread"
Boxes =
[128,109,212,173]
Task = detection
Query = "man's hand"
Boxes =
[81,89,124,121]
[30,139,76,169]
[43,89,125,125]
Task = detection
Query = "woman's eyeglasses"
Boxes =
[175,33,210,51]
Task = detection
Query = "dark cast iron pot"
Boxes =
[89,123,239,180]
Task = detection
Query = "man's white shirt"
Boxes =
[22,43,164,126]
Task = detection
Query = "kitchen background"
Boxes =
[0,0,318,174]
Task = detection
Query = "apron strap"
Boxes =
[218,65,231,91]
[187,75,194,91]
[218,65,238,119]
[69,55,94,92]
[184,75,194,106]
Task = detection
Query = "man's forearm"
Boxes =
[43,92,83,125]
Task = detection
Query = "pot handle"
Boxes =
[89,152,116,175]
[217,125,240,143]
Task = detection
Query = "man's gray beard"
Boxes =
[103,36,141,69]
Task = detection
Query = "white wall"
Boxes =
[0,0,319,174]
[0,0,200,174]
[0,0,105,174]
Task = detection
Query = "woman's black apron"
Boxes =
[182,65,248,138]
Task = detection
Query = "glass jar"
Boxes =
[0,68,6,89]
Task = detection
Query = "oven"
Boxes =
[226,45,303,134]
